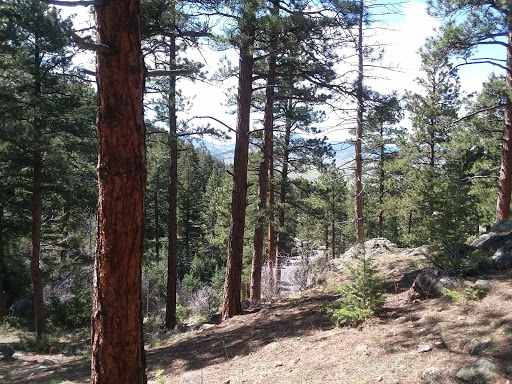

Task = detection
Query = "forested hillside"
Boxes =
[0,0,511,383]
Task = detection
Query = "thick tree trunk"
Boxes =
[354,0,365,242]
[496,30,512,221]
[91,0,147,382]
[222,11,255,320]
[250,49,277,302]
[166,34,178,330]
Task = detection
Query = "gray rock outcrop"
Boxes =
[456,358,499,383]
[408,268,457,300]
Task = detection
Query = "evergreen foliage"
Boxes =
[327,248,385,326]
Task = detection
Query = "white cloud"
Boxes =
[55,2,498,146]
[371,1,439,95]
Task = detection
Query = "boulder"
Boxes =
[0,344,15,362]
[473,280,492,293]
[339,238,398,261]
[471,220,512,249]
[456,358,499,383]
[408,269,457,300]
[491,247,512,270]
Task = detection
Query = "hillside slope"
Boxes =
[1,244,511,384]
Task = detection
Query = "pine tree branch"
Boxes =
[45,0,101,6]
[67,28,111,53]
[450,103,503,125]
[145,69,193,78]
[185,116,236,133]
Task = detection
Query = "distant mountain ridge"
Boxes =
[198,139,355,169]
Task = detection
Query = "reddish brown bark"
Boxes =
[250,48,277,302]
[222,10,255,320]
[166,34,178,330]
[496,30,512,222]
[91,0,147,382]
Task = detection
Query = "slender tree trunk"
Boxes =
[275,102,291,293]
[0,205,4,322]
[324,225,329,254]
[354,0,365,242]
[331,218,335,259]
[496,30,512,221]
[154,176,160,260]
[91,0,147,382]
[166,34,178,330]
[31,39,44,339]
[31,146,44,339]
[268,140,275,292]
[377,123,384,238]
[250,42,277,302]
[222,8,255,320]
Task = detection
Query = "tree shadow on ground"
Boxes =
[146,293,338,374]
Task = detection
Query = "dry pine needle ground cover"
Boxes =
[1,249,511,384]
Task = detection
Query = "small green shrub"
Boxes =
[19,333,62,353]
[427,243,486,275]
[327,249,385,327]
[442,285,483,304]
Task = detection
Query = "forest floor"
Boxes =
[1,248,512,384]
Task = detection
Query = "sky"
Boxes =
[56,0,503,145]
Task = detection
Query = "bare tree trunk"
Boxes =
[222,8,255,320]
[166,34,178,330]
[268,153,275,292]
[324,225,329,254]
[0,205,4,322]
[250,44,277,302]
[31,39,44,339]
[354,0,365,242]
[496,30,512,222]
[154,176,160,260]
[91,0,147,382]
[31,147,44,339]
[331,219,335,259]
[377,123,384,238]
[275,101,291,293]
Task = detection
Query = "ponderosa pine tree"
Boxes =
[0,0,97,337]
[363,93,402,238]
[250,0,280,304]
[427,0,511,221]
[354,0,365,242]
[141,0,210,329]
[90,0,147,381]
[401,44,461,245]
[462,76,508,224]
[222,0,259,319]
